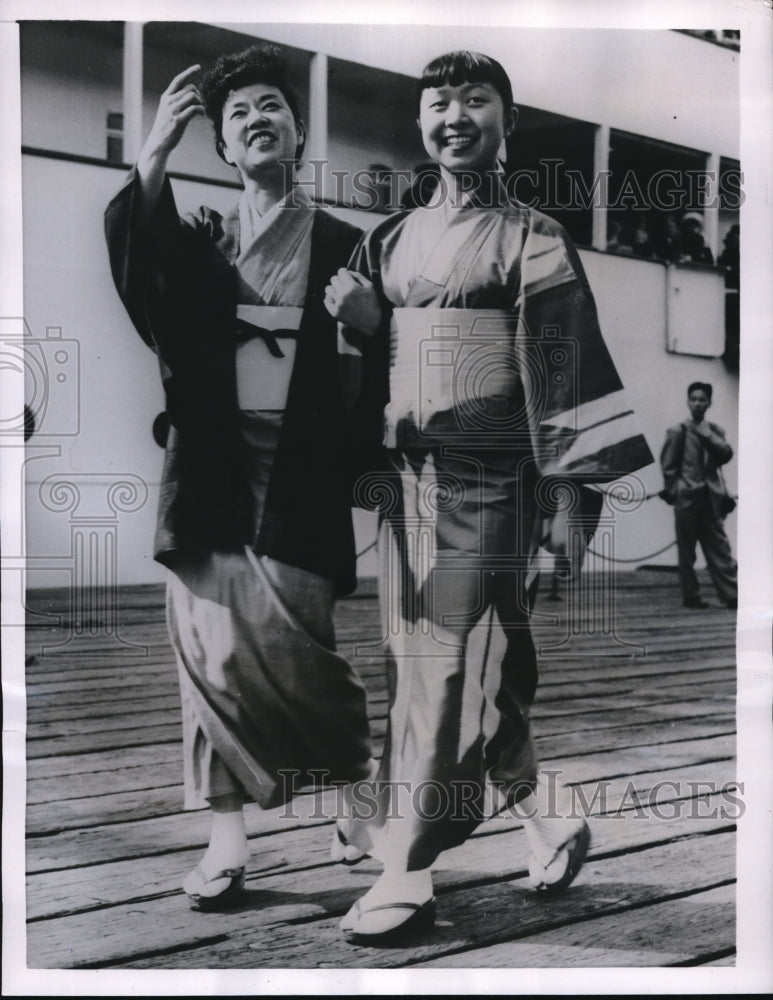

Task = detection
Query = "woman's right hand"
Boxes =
[136,66,206,217]
[141,65,205,165]
[324,269,383,337]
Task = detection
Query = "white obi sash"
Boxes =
[235,305,304,410]
[384,307,522,444]
[234,187,313,412]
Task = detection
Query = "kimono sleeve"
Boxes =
[104,166,182,352]
[337,228,393,359]
[515,214,654,484]
[104,167,219,360]
[337,227,391,409]
[337,228,393,500]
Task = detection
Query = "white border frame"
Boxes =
[2,0,771,994]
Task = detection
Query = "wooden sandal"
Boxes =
[529,819,591,893]
[183,865,246,911]
[342,897,437,944]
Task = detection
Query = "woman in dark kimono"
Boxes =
[326,50,653,942]
[105,44,374,909]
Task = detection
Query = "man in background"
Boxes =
[660,382,737,610]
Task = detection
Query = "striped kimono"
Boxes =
[342,186,653,870]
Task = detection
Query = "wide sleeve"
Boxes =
[105,169,236,392]
[337,227,392,408]
[337,228,393,364]
[515,214,654,483]
[337,229,393,500]
[104,166,184,352]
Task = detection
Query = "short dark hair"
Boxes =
[200,43,305,162]
[416,50,516,116]
[688,381,713,401]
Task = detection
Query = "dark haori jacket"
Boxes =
[104,169,362,594]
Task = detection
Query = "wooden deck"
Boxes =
[24,570,738,971]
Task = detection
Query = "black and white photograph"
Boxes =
[1,0,771,994]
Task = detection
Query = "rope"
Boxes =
[355,487,731,565]
[597,486,737,503]
[585,540,676,563]
[595,487,660,502]
[356,537,378,560]
[357,533,677,564]
[587,485,736,563]
[560,487,680,564]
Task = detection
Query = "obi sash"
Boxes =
[384,307,526,447]
[233,188,313,412]
[348,200,654,479]
[384,303,651,475]
[235,304,303,410]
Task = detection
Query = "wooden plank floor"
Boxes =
[24,570,737,970]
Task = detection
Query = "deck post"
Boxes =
[122,22,144,165]
[591,123,610,251]
[704,151,721,260]
[307,51,329,201]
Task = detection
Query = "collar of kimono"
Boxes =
[426,172,510,215]
[217,185,314,267]
[238,184,313,248]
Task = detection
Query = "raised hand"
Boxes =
[143,65,205,162]
[136,65,206,216]
[324,269,383,337]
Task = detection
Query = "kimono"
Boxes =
[342,185,653,870]
[104,172,372,810]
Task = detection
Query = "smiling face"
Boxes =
[220,82,304,183]
[418,80,515,182]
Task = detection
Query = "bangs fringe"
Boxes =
[417,51,514,110]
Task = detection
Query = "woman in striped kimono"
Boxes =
[325,50,653,943]
[105,44,375,910]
